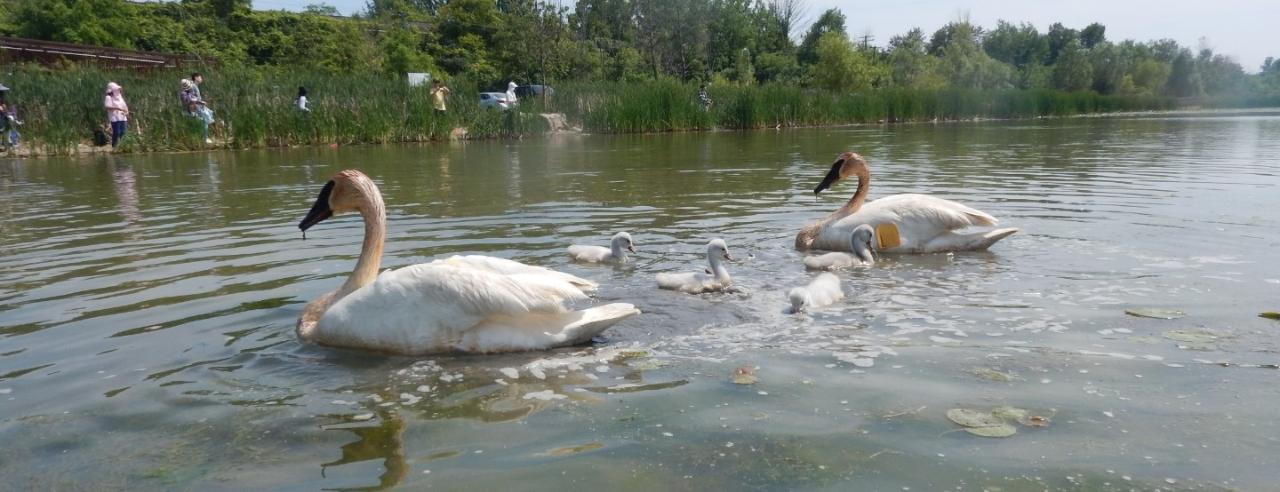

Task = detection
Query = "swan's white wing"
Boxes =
[568,245,612,262]
[439,255,598,290]
[314,261,590,354]
[815,194,1003,252]
[862,194,997,227]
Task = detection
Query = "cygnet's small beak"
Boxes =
[299,180,335,232]
[723,251,736,262]
[814,158,845,194]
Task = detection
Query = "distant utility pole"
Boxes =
[859,34,874,50]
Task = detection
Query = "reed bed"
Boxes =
[2,66,1186,156]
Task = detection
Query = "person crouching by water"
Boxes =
[180,75,215,144]
[430,80,450,113]
[296,86,311,112]
[104,82,129,148]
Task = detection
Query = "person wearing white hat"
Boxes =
[104,82,129,148]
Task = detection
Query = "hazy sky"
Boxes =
[250,0,1275,72]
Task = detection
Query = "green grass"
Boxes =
[0,66,1195,156]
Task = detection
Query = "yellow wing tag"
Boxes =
[875,223,901,250]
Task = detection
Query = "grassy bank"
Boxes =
[552,80,1178,133]
[0,66,1195,156]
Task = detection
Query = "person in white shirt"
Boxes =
[296,86,310,112]
[104,82,129,148]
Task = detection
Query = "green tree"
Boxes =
[1045,22,1077,64]
[1052,38,1092,91]
[733,48,755,84]
[1080,22,1106,49]
[1166,48,1201,97]
[1088,41,1126,94]
[887,28,942,88]
[982,20,1046,68]
[14,0,137,48]
[810,31,883,91]
[935,21,1009,89]
[798,8,846,66]
[754,51,801,83]
[1130,59,1171,95]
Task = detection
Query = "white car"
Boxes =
[479,92,513,111]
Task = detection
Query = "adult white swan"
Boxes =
[795,152,1018,253]
[296,170,640,355]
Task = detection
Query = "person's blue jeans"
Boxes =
[110,121,126,147]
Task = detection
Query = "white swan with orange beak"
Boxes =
[296,170,640,355]
[795,152,1018,253]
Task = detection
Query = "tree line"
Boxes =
[5,0,1280,98]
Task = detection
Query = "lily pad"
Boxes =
[1125,308,1186,319]
[731,367,758,385]
[991,406,1029,421]
[964,424,1017,438]
[946,408,1004,428]
[1260,312,1280,321]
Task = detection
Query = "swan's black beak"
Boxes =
[628,244,636,253]
[814,158,844,194]
[299,180,335,232]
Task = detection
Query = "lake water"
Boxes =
[2,115,1279,490]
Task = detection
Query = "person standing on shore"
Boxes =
[104,82,129,148]
[506,80,518,107]
[296,86,311,112]
[430,79,450,113]
[698,84,713,110]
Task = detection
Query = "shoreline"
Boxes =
[5,107,1278,160]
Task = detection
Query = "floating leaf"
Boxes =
[731,367,758,385]
[1125,308,1186,319]
[1260,312,1280,321]
[965,424,1017,438]
[583,380,688,394]
[542,442,604,456]
[1021,415,1051,427]
[946,408,1004,428]
[971,368,1015,382]
[1162,330,1217,344]
[991,406,1029,421]
[629,359,670,371]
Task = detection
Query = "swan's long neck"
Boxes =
[339,196,386,294]
[610,239,627,262]
[853,239,874,264]
[708,255,730,282]
[298,181,386,339]
[843,166,870,215]
[796,167,871,249]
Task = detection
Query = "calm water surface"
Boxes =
[2,116,1279,490]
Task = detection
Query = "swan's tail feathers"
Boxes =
[977,227,1019,249]
[924,227,1019,252]
[961,208,999,227]
[556,303,640,346]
